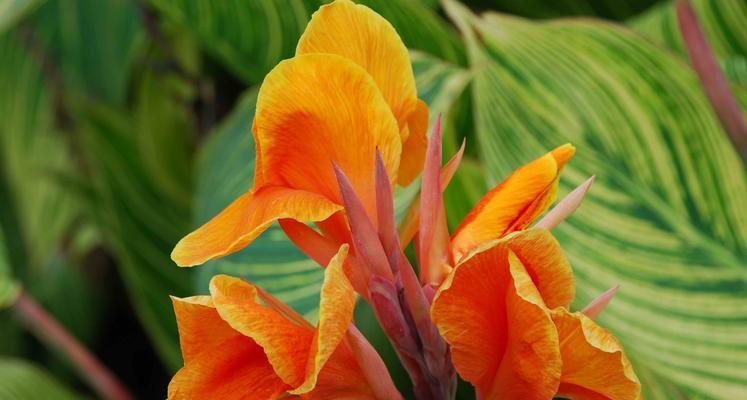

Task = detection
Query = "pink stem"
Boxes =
[13,290,134,400]
[676,0,747,164]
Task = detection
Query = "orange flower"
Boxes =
[171,0,427,267]
[449,143,575,263]
[430,233,641,399]
[429,147,641,399]
[168,245,401,399]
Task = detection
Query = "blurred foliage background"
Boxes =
[0,0,745,399]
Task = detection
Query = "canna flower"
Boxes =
[165,0,640,398]
[168,245,402,400]
[399,141,577,286]
[429,149,642,399]
[171,0,428,268]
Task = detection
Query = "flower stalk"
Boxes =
[12,289,134,400]
[333,143,456,399]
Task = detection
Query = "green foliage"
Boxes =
[443,1,747,398]
[630,0,747,60]
[490,0,661,20]
[148,0,465,86]
[29,0,142,104]
[0,0,44,34]
[72,69,196,370]
[0,358,80,400]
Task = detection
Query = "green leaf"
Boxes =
[0,0,44,34]
[445,1,747,398]
[73,70,195,370]
[147,0,320,84]
[723,57,747,88]
[0,358,80,400]
[0,228,19,308]
[629,0,747,61]
[0,30,83,280]
[30,0,142,104]
[489,0,661,20]
[148,0,465,85]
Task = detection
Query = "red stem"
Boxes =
[12,290,134,400]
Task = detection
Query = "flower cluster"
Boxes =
[168,1,641,399]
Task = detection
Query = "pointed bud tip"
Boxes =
[582,284,620,320]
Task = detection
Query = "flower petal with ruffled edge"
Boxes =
[168,297,289,399]
[551,308,642,400]
[431,241,562,399]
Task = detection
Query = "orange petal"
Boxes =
[398,99,429,186]
[209,275,313,387]
[172,186,342,267]
[297,0,418,146]
[305,345,375,400]
[490,254,561,399]
[431,241,561,397]
[551,309,641,400]
[345,326,403,400]
[170,296,241,364]
[253,53,401,220]
[291,245,357,394]
[168,336,289,400]
[504,229,575,309]
[451,144,575,262]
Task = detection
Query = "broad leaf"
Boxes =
[0,0,44,33]
[74,70,195,370]
[0,358,79,400]
[30,0,142,104]
[489,0,661,20]
[630,0,747,61]
[147,0,464,85]
[445,2,747,398]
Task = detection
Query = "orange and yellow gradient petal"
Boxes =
[297,0,427,186]
[551,309,642,400]
[169,245,395,399]
[171,187,341,267]
[450,144,575,263]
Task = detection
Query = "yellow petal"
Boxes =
[291,245,357,394]
[209,275,314,387]
[551,309,641,400]
[253,53,401,220]
[297,0,417,138]
[171,186,341,267]
[397,99,429,186]
[168,336,289,400]
[431,241,561,397]
[504,229,575,309]
[451,144,575,262]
